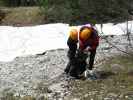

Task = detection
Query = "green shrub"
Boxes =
[0,0,5,6]
[38,0,132,25]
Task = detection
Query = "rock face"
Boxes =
[0,34,133,99]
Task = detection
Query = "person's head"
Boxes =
[79,27,93,41]
[69,28,78,40]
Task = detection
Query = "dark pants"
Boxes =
[88,50,96,70]
[65,49,96,77]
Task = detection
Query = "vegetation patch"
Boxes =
[0,7,44,26]
[68,55,133,100]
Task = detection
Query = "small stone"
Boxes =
[111,64,125,73]
[108,93,118,98]
[73,98,80,100]
[104,98,111,100]
[84,94,89,98]
[125,95,128,98]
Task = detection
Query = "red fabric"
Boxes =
[91,35,99,50]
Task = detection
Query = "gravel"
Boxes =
[0,35,133,99]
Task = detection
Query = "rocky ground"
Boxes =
[0,35,133,100]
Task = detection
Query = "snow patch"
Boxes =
[0,21,133,61]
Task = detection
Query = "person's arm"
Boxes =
[91,35,99,51]
[67,37,78,59]
[87,32,99,52]
[67,37,77,51]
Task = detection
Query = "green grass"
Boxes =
[0,0,4,6]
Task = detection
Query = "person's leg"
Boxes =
[65,62,71,74]
[66,52,78,78]
[88,50,96,70]
[84,50,98,79]
[64,50,76,74]
[69,63,78,78]
[75,50,87,75]
[65,38,77,74]
[77,60,86,75]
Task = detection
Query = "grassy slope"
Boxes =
[0,7,44,26]
[67,55,133,100]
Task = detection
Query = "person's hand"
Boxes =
[83,46,91,52]
[84,69,97,80]
[84,69,93,78]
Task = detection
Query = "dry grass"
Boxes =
[0,7,44,26]
[67,55,133,100]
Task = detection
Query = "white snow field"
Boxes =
[0,21,133,62]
